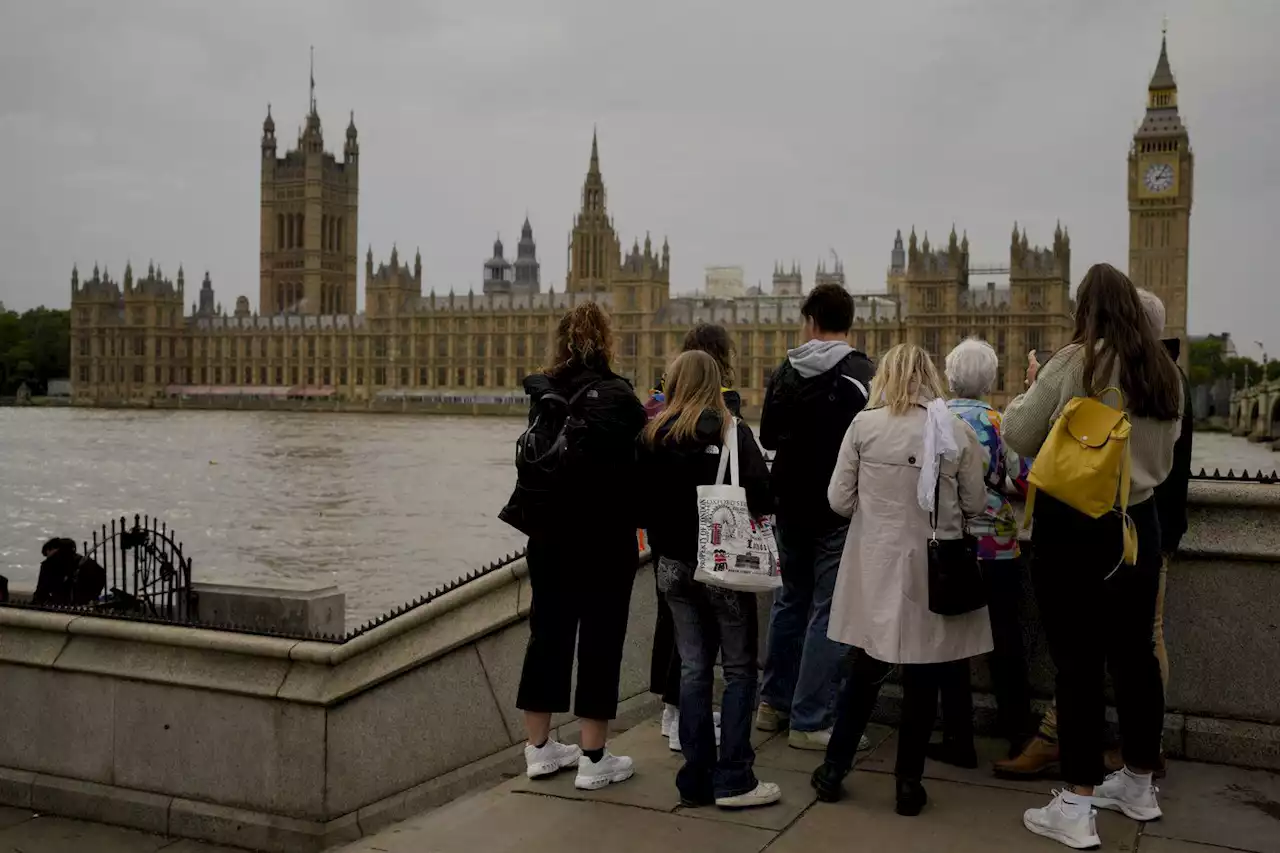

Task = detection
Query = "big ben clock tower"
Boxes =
[1129,27,1192,366]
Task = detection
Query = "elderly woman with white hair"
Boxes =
[912,338,1036,770]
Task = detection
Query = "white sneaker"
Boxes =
[1090,769,1162,821]
[1024,790,1102,849]
[575,751,635,790]
[524,740,583,779]
[788,728,832,750]
[669,710,722,751]
[661,704,678,737]
[715,781,782,809]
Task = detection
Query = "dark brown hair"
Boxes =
[1070,263,1180,420]
[544,301,614,375]
[681,323,734,387]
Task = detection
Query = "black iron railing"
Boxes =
[83,514,195,620]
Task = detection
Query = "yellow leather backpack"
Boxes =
[1024,387,1138,565]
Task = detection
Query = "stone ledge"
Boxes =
[168,797,329,853]
[1183,715,1280,771]
[0,768,34,810]
[31,773,171,836]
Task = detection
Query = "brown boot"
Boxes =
[993,736,1060,779]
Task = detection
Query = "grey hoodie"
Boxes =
[787,339,855,379]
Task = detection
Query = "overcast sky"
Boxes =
[2,0,1278,355]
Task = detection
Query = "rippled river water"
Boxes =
[1,409,1275,626]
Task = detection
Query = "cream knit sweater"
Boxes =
[1002,343,1181,507]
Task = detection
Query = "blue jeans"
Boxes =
[760,521,849,732]
[658,557,759,801]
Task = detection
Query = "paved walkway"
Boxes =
[3,718,1277,852]
[338,718,1280,853]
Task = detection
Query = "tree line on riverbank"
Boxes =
[0,305,69,395]
[1189,336,1280,389]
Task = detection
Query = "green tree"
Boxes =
[0,306,70,395]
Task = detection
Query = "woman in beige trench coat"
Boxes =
[810,343,991,817]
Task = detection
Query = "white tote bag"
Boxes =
[694,420,782,593]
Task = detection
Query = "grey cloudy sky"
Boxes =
[2,0,1278,355]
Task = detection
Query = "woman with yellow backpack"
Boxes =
[1003,263,1183,850]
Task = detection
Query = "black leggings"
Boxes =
[825,648,974,782]
[517,532,637,721]
[1031,494,1164,786]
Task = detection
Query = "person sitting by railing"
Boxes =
[32,538,105,607]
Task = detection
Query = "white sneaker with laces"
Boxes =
[661,704,678,738]
[1024,790,1102,849]
[524,740,583,779]
[575,751,635,790]
[1090,769,1162,821]
[715,781,782,809]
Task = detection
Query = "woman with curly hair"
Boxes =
[506,300,647,791]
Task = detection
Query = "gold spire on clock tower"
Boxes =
[1129,25,1192,367]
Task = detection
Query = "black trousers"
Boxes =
[1031,494,1164,786]
[939,558,1034,746]
[517,530,637,721]
[825,648,974,782]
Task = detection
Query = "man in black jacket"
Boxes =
[756,283,876,750]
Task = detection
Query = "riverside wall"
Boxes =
[0,480,1277,852]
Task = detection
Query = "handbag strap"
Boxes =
[928,469,941,542]
[714,417,740,487]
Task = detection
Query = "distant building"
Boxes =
[69,35,1188,412]
[704,266,745,299]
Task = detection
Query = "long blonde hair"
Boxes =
[869,343,947,414]
[643,350,731,447]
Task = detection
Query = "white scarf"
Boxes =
[918,397,960,513]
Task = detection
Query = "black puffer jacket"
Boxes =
[637,409,772,565]
[500,361,646,537]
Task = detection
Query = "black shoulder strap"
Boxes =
[566,380,600,409]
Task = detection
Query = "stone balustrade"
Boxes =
[0,479,1277,852]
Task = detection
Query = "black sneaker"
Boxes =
[895,779,928,817]
[925,739,979,770]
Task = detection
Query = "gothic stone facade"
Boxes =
[70,36,1187,411]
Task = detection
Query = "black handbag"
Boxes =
[926,472,986,616]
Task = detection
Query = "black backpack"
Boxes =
[500,381,598,535]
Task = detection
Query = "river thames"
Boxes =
[2,408,1276,626]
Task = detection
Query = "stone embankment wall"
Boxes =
[0,480,1277,852]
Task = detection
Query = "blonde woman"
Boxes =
[637,350,779,809]
[810,344,989,817]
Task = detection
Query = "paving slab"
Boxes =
[751,723,893,775]
[1144,760,1280,853]
[1137,839,1244,852]
[672,767,816,831]
[0,814,172,853]
[510,718,685,812]
[0,806,33,831]
[766,776,1140,853]
[857,732,1058,795]
[335,787,776,853]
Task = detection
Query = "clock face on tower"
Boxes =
[1144,162,1175,193]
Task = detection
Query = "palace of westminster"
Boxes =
[70,35,1191,411]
